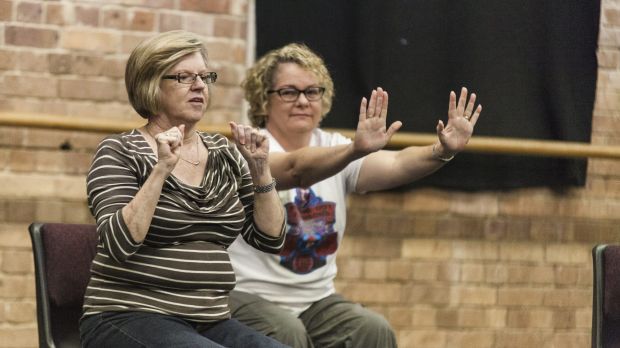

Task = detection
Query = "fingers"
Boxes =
[436,119,445,135]
[448,91,457,117]
[380,89,389,119]
[469,104,482,126]
[360,87,388,121]
[464,93,476,120]
[385,120,402,139]
[367,89,377,118]
[156,126,183,149]
[457,87,468,115]
[231,123,264,153]
[359,97,367,122]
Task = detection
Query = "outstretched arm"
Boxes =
[231,87,401,190]
[356,87,482,193]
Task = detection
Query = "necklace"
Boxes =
[144,126,201,166]
[180,134,201,166]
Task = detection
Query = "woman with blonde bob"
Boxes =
[79,31,397,348]
[228,43,482,347]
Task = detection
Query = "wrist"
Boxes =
[254,178,277,193]
[432,142,455,162]
[350,142,370,160]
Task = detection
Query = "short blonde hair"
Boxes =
[242,43,334,127]
[125,30,208,119]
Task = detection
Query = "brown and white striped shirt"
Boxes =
[82,129,285,323]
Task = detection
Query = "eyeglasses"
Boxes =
[267,87,325,102]
[162,72,217,84]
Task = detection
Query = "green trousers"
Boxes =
[229,291,397,348]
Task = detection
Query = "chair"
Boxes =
[592,244,620,348]
[29,222,98,348]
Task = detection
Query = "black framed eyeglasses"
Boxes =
[162,72,217,84]
[267,87,325,102]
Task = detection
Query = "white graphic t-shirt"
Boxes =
[228,128,363,316]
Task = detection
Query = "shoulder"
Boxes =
[93,130,152,164]
[198,131,231,150]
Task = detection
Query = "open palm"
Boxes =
[353,87,402,154]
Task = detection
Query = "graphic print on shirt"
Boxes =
[279,188,338,274]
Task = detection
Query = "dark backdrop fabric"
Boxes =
[256,0,599,190]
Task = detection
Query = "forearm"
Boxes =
[270,143,367,189]
[248,168,285,237]
[356,144,451,192]
[121,164,169,243]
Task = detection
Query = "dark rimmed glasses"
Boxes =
[267,87,325,102]
[162,72,218,84]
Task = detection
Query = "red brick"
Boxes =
[186,13,214,37]
[72,54,105,76]
[61,29,120,53]
[16,50,48,72]
[9,149,36,172]
[5,301,36,323]
[6,198,36,222]
[387,259,413,280]
[495,331,552,348]
[48,53,72,74]
[0,49,17,70]
[402,285,450,305]
[1,250,33,274]
[103,8,127,29]
[446,331,495,348]
[0,327,38,347]
[181,0,230,14]
[160,12,183,32]
[45,3,68,26]
[335,258,363,280]
[16,1,42,23]
[129,10,155,31]
[364,259,388,280]
[145,0,175,8]
[59,79,118,101]
[214,17,244,39]
[3,75,58,98]
[604,8,620,26]
[102,57,127,78]
[412,262,438,281]
[35,199,64,222]
[552,310,575,329]
[498,288,545,306]
[543,289,590,307]
[550,333,590,348]
[0,275,35,298]
[5,25,59,48]
[387,307,413,327]
[62,201,93,224]
[338,282,401,304]
[76,5,99,27]
[0,0,12,21]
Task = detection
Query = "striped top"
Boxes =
[82,129,285,323]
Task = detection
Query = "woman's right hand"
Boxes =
[353,87,402,155]
[229,122,271,178]
[154,124,185,172]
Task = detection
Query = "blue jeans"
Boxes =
[80,311,291,348]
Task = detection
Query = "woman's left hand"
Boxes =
[229,121,270,175]
[436,87,482,156]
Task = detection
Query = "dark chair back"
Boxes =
[29,222,98,348]
[592,244,620,348]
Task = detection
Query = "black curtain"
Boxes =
[256,0,599,190]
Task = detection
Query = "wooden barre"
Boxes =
[0,111,618,159]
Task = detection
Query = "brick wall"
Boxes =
[0,0,618,347]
